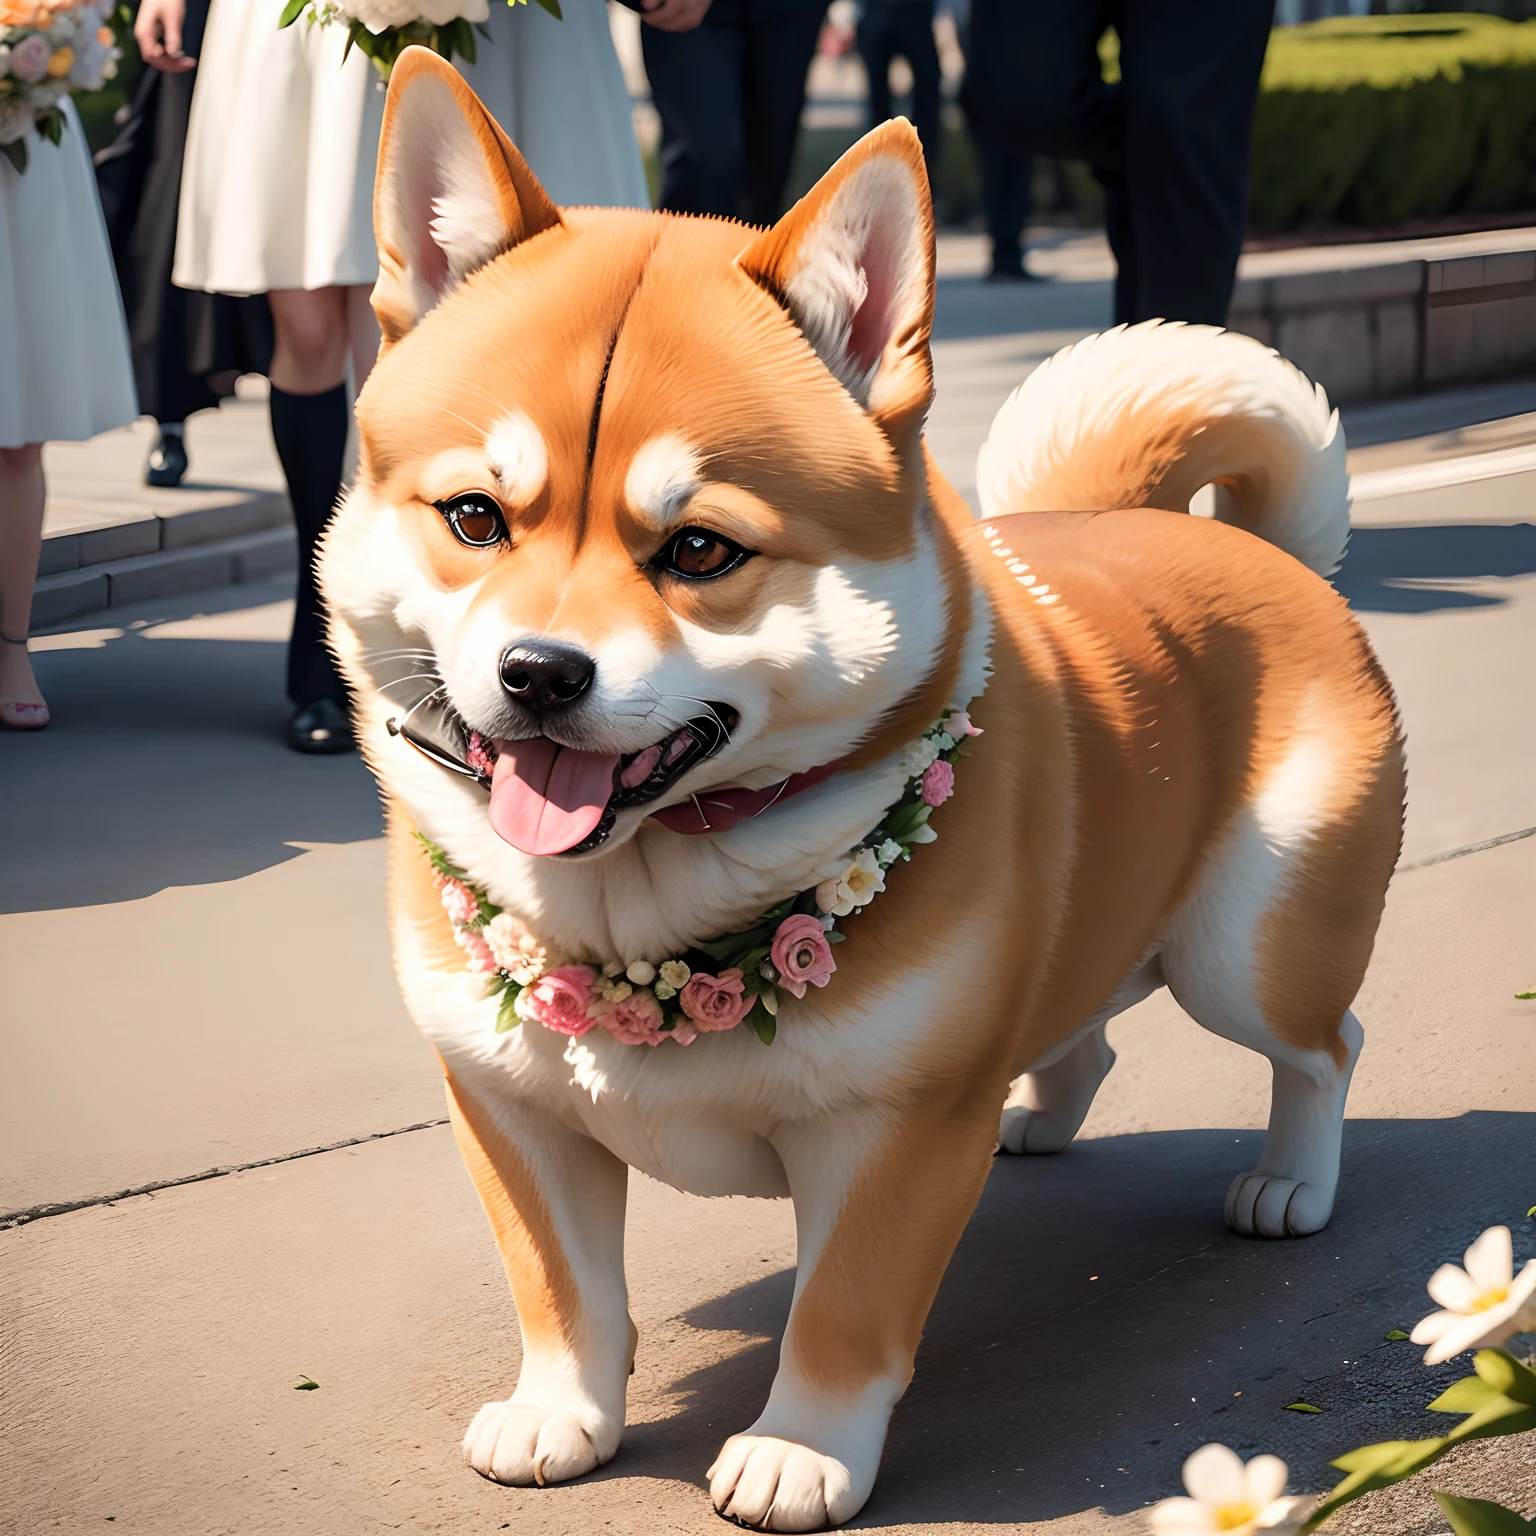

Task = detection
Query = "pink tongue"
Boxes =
[488,738,622,856]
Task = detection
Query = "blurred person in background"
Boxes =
[856,0,940,175]
[95,0,272,490]
[1,79,138,731]
[640,0,831,225]
[961,0,1271,325]
[949,0,1036,281]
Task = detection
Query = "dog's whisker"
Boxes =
[398,684,449,729]
[376,674,444,696]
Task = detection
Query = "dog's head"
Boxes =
[325,48,966,864]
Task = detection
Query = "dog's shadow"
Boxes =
[1337,523,1536,612]
[601,1112,1533,1526]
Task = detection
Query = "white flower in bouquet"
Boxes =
[417,0,489,23]
[343,0,420,29]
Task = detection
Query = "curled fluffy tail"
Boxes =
[975,321,1350,577]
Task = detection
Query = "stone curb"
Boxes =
[31,527,298,630]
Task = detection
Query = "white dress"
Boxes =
[175,0,647,299]
[459,0,649,210]
[0,101,138,448]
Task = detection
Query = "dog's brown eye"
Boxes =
[437,493,507,549]
[659,527,750,580]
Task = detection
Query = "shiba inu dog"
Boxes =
[320,49,1404,1533]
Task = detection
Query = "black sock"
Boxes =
[270,382,349,707]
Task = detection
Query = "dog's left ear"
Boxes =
[737,119,935,441]
[372,46,562,349]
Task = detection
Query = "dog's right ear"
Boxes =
[371,46,561,349]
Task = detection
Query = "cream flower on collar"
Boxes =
[1150,1445,1310,1535]
[821,847,885,917]
[1410,1225,1536,1366]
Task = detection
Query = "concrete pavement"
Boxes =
[3,268,1534,1534]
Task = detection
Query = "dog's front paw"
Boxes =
[1225,1171,1335,1238]
[709,1434,865,1531]
[463,1398,617,1487]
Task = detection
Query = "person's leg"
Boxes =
[267,286,353,750]
[1116,0,1273,325]
[345,283,380,397]
[855,5,896,130]
[740,0,830,226]
[896,2,942,174]
[641,2,747,218]
[959,0,1118,164]
[978,135,1035,280]
[0,443,49,727]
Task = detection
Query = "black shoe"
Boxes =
[146,430,188,488]
[287,698,354,754]
[986,264,1041,283]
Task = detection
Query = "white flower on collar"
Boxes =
[1150,1445,1309,1535]
[1411,1225,1536,1365]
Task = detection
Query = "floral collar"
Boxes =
[420,703,983,1048]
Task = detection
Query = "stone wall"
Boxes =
[1228,248,1536,404]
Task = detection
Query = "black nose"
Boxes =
[499,640,596,711]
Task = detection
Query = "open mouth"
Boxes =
[386,697,737,857]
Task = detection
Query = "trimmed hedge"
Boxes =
[1250,14,1536,228]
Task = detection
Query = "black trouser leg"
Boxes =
[978,132,1033,276]
[892,3,942,174]
[269,382,348,707]
[1116,0,1272,325]
[641,2,746,217]
[740,0,829,225]
[856,9,898,130]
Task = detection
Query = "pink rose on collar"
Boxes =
[601,987,666,1046]
[436,875,479,925]
[679,968,753,1032]
[769,914,836,999]
[920,757,954,807]
[455,925,497,975]
[523,965,599,1036]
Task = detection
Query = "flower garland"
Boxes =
[419,706,983,1048]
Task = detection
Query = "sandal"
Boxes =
[0,632,49,731]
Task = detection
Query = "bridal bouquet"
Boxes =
[279,0,561,81]
[0,0,123,173]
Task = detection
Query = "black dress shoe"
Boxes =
[146,430,189,488]
[287,698,355,754]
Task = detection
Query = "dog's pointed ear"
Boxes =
[371,46,562,349]
[736,119,935,440]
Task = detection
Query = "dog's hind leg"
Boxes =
[998,1022,1115,1154]
[997,955,1162,1154]
[1159,703,1401,1237]
[445,1069,633,1487]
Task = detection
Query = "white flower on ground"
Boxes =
[1150,1445,1310,1535]
[828,847,885,916]
[1411,1225,1536,1365]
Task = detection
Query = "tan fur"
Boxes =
[444,1069,583,1356]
